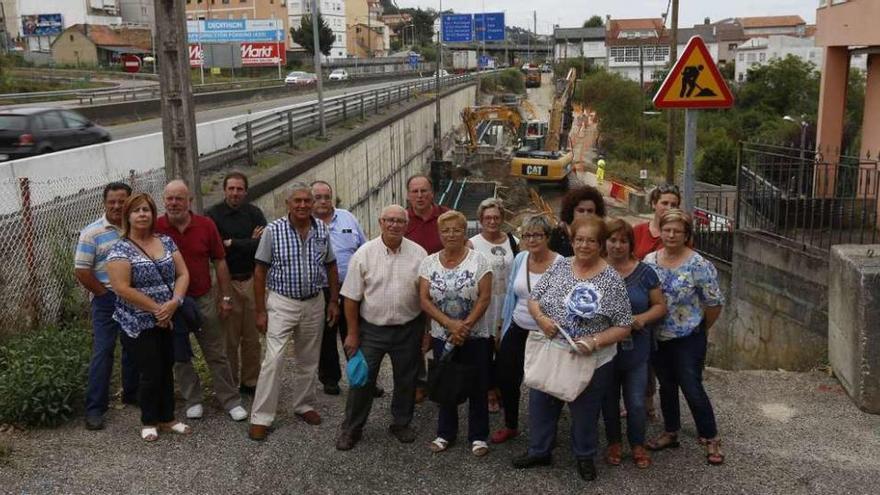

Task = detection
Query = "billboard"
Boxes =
[474,13,505,42]
[186,19,285,43]
[189,42,286,68]
[21,14,63,37]
[441,14,473,43]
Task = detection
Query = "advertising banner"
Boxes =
[186,19,285,43]
[189,42,286,68]
[21,14,63,37]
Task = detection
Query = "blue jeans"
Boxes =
[432,337,490,444]
[528,361,612,460]
[602,360,648,446]
[85,291,139,418]
[653,329,718,439]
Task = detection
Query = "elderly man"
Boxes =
[248,182,340,441]
[335,205,427,450]
[75,182,139,430]
[311,180,368,396]
[156,180,248,422]
[206,172,267,396]
[404,174,449,402]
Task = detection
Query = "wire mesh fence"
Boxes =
[0,169,167,333]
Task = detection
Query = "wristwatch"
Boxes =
[222,296,233,303]
[176,297,185,306]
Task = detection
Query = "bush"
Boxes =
[0,326,91,427]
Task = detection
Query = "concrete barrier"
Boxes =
[829,245,880,413]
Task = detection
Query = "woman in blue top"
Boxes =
[644,209,725,465]
[601,219,666,469]
[492,215,561,444]
[107,193,190,442]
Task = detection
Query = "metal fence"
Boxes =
[692,182,736,264]
[0,170,167,332]
[736,142,880,250]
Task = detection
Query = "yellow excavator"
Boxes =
[509,67,577,185]
[460,105,526,152]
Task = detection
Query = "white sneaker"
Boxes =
[228,405,248,422]
[186,404,204,419]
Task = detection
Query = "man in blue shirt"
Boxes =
[74,182,138,430]
[311,181,382,396]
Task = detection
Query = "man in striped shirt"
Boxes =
[74,182,138,431]
[248,182,340,441]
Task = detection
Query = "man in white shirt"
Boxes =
[335,205,427,451]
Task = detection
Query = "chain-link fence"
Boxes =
[0,169,167,333]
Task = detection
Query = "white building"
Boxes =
[553,27,605,68]
[289,0,347,59]
[734,35,821,82]
[676,24,720,64]
[4,0,121,52]
[605,18,670,83]
[118,0,154,32]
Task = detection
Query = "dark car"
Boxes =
[0,108,111,161]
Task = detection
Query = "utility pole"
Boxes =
[311,0,326,137]
[533,11,537,62]
[665,0,679,183]
[154,0,201,210]
[433,1,443,160]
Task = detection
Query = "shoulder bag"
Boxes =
[129,239,203,333]
[523,324,597,402]
[427,343,477,407]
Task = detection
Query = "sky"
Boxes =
[395,0,820,35]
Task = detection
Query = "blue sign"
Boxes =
[442,14,473,43]
[20,14,63,37]
[474,13,505,42]
[408,54,420,68]
[205,20,247,31]
[186,19,285,43]
[479,55,490,68]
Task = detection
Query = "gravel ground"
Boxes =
[1,358,879,495]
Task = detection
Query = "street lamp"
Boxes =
[783,114,808,161]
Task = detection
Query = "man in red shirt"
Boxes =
[404,175,449,255]
[156,180,247,422]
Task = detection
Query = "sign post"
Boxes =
[653,36,734,212]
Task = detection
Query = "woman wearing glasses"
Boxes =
[491,215,561,444]
[634,184,681,260]
[644,209,725,465]
[419,210,493,457]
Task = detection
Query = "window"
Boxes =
[747,53,756,62]
[38,112,66,131]
[738,53,744,61]
[728,43,737,51]
[61,111,89,128]
[759,52,766,62]
[70,35,74,42]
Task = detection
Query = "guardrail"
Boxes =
[204,72,488,170]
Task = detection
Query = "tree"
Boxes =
[291,14,335,57]
[583,16,604,28]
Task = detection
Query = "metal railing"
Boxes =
[205,72,486,170]
[693,182,736,264]
[736,142,880,250]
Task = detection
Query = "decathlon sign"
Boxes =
[189,42,285,67]
[186,19,285,43]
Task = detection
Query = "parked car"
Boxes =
[694,207,733,232]
[433,69,450,77]
[525,68,542,88]
[284,71,317,86]
[0,108,111,161]
[500,93,520,106]
[328,69,349,81]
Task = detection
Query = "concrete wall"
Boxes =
[249,84,477,238]
[708,231,829,371]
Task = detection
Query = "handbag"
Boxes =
[129,239,202,332]
[523,325,597,402]
[427,344,477,407]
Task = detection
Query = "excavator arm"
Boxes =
[460,105,525,152]
[545,68,577,152]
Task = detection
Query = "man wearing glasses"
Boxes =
[335,205,428,450]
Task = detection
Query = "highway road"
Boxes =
[106,79,413,140]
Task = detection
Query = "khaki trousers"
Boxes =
[250,290,324,426]
[174,292,242,411]
[225,278,261,388]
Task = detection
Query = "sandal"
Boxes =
[159,422,192,435]
[604,442,623,466]
[471,440,490,457]
[430,437,451,453]
[705,438,725,465]
[632,445,652,469]
[141,427,158,442]
[646,432,679,451]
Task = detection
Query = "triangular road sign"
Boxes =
[653,36,734,109]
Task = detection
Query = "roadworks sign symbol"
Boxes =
[653,36,734,109]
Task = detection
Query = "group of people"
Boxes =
[75,171,725,482]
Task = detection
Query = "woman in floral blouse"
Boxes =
[514,217,633,482]
[644,209,725,465]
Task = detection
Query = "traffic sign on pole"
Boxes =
[653,36,733,109]
[441,14,473,43]
[121,54,141,73]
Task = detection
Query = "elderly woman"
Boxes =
[601,219,667,469]
[107,193,191,442]
[491,215,561,444]
[549,185,606,257]
[514,217,633,482]
[633,184,681,260]
[468,197,518,413]
[644,209,725,465]
[419,210,493,456]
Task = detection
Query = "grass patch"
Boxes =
[256,153,287,170]
[293,137,323,152]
